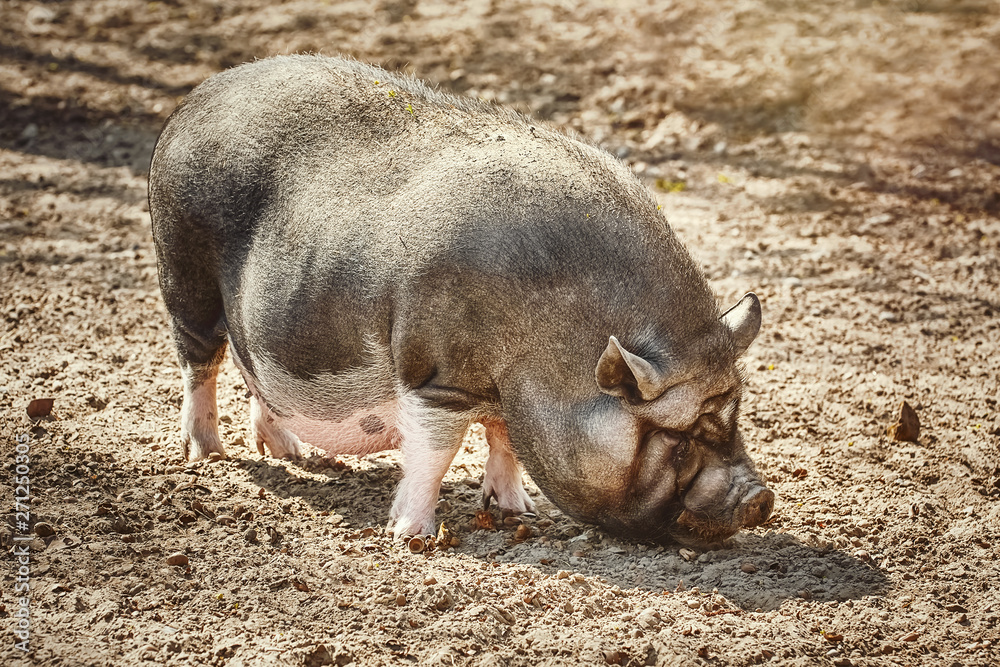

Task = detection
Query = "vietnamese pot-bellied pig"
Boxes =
[149,55,773,546]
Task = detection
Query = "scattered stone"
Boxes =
[603,649,624,664]
[26,398,54,419]
[33,522,56,537]
[740,562,757,574]
[433,589,454,611]
[637,608,661,629]
[166,553,188,567]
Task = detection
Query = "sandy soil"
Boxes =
[2,1,999,665]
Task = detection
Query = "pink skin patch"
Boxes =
[283,400,402,457]
[180,370,226,461]
[482,420,536,515]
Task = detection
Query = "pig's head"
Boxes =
[507,293,773,547]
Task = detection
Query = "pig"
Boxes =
[148,55,773,546]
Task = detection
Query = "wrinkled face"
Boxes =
[515,293,773,547]
[554,374,773,546]
[614,387,773,545]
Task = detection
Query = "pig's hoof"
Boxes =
[250,397,304,459]
[255,435,303,459]
[258,434,303,460]
[181,433,227,462]
[388,500,436,540]
[388,517,435,541]
[251,421,304,459]
[482,480,536,516]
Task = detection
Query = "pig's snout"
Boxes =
[738,486,774,528]
[675,478,775,545]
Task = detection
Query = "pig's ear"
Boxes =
[596,336,662,401]
[721,292,761,355]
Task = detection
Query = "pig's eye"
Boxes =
[690,413,727,446]
[670,435,690,466]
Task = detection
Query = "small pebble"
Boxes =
[33,522,56,538]
[166,552,188,567]
[740,562,757,574]
[603,650,623,665]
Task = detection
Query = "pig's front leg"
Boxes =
[482,420,536,515]
[388,394,470,538]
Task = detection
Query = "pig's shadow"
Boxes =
[242,457,887,612]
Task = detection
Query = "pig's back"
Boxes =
[151,55,655,261]
[150,55,716,398]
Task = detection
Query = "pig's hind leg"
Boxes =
[178,363,227,461]
[482,420,536,515]
[158,248,229,462]
[249,395,304,459]
[388,393,471,538]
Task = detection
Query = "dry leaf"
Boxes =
[472,510,497,531]
[888,400,920,442]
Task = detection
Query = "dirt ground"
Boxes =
[2,1,999,665]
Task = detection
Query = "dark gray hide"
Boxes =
[149,55,772,545]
